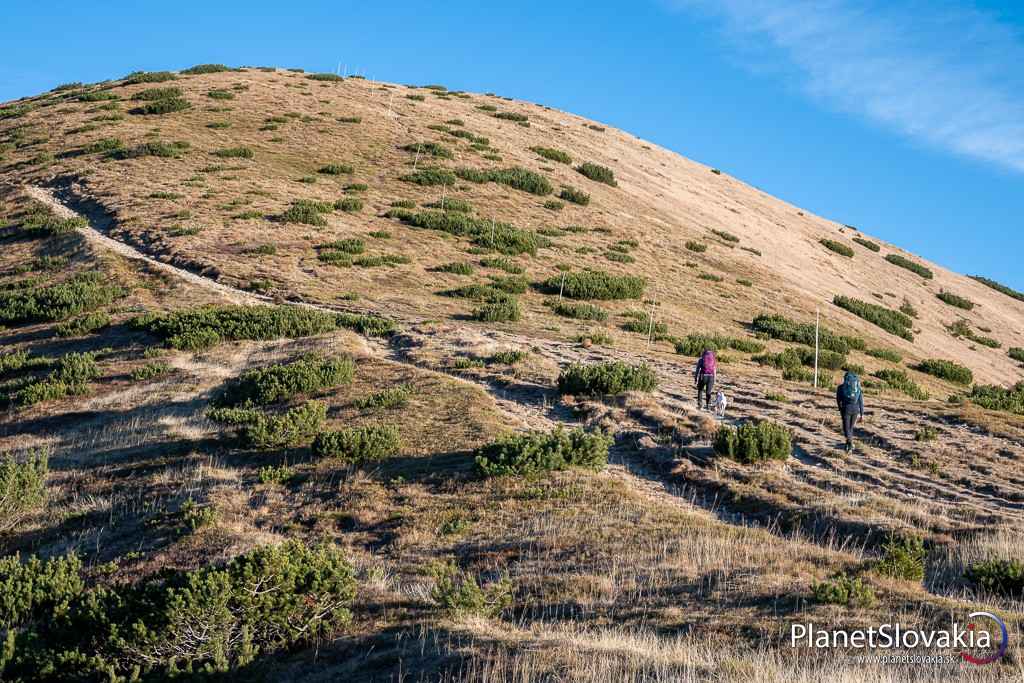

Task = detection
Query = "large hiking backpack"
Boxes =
[841,372,862,403]
[701,350,717,376]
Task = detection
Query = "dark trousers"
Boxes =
[841,407,860,444]
[697,374,714,409]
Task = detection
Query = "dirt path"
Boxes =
[29,184,1024,545]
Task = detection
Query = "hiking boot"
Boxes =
[845,442,853,453]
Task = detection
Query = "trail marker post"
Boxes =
[559,272,566,300]
[814,307,820,389]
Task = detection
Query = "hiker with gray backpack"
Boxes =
[836,370,864,452]
[693,348,717,411]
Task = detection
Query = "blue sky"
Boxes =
[3,0,1023,289]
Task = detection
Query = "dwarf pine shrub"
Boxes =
[967,559,1024,599]
[866,348,902,363]
[576,162,617,186]
[429,562,513,618]
[970,275,1024,303]
[936,291,975,310]
[280,199,333,225]
[885,254,933,279]
[875,535,926,582]
[308,72,344,81]
[530,146,571,164]
[475,427,612,476]
[312,424,400,463]
[388,209,548,256]
[0,449,48,532]
[713,420,791,463]
[472,299,520,322]
[218,354,354,407]
[675,334,764,356]
[213,146,253,159]
[353,384,412,410]
[540,270,646,300]
[133,304,346,350]
[402,141,453,159]
[813,573,876,607]
[820,239,854,257]
[116,140,190,159]
[353,254,411,268]
[480,257,523,274]
[0,540,356,678]
[559,186,590,206]
[969,383,1024,414]
[833,295,914,341]
[1010,348,1024,363]
[130,361,171,381]
[916,359,972,385]
[550,300,608,321]
[873,369,929,400]
[557,361,657,395]
[435,261,474,275]
[181,63,232,74]
[131,97,191,115]
[454,166,553,196]
[0,272,122,324]
[240,401,326,449]
[130,87,183,101]
[54,311,111,337]
[853,237,880,252]
[685,241,706,253]
[401,167,457,186]
[86,137,124,154]
[335,197,363,212]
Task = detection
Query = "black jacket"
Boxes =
[837,385,864,415]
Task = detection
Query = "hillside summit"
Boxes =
[0,64,1022,680]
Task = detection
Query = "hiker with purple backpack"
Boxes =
[693,348,717,411]
[836,370,864,453]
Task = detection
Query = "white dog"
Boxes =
[714,390,728,418]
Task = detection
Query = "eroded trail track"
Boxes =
[29,184,1024,549]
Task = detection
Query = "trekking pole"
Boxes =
[490,218,496,247]
[646,297,656,348]
[814,307,820,389]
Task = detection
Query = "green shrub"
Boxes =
[494,111,528,122]
[318,162,354,175]
[308,72,344,81]
[0,540,355,678]
[968,559,1024,598]
[550,300,608,321]
[685,241,706,253]
[530,146,571,164]
[353,254,411,268]
[576,162,617,186]
[54,311,111,337]
[406,94,426,101]
[0,272,122,324]
[699,272,723,282]
[86,137,124,154]
[132,97,190,115]
[812,573,876,607]
[970,383,1024,414]
[873,369,929,400]
[540,270,645,300]
[0,449,48,532]
[709,229,739,243]
[914,425,938,442]
[820,239,854,257]
[947,319,1000,348]
[557,361,657,395]
[353,384,412,410]
[764,392,789,402]
[388,209,548,256]
[885,254,933,279]
[77,90,119,102]
[312,424,400,463]
[853,237,880,252]
[454,166,553,196]
[133,304,350,350]
[430,562,512,618]
[435,261,474,275]
[280,199,332,225]
[240,401,326,449]
[130,361,171,381]
[490,349,528,365]
[833,295,914,341]
[213,146,254,159]
[475,427,611,476]
[899,299,918,318]
[936,291,975,310]
[335,197,363,212]
[401,167,456,186]
[675,334,764,356]
[181,63,232,74]
[131,86,183,101]
[472,299,520,322]
[258,464,294,485]
[218,354,354,407]
[391,199,416,209]
[970,275,1024,303]
[605,251,634,264]
[1009,348,1024,363]
[559,186,590,206]
[544,200,564,211]
[866,348,902,363]
[426,198,471,213]
[480,257,523,274]
[713,420,791,463]
[116,140,190,159]
[916,359,972,385]
[875,535,926,581]
[402,141,453,159]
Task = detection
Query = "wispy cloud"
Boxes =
[669,0,1024,172]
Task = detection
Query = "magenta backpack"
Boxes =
[702,350,717,375]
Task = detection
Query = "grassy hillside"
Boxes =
[1,65,1023,680]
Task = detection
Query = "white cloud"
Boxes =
[669,0,1024,172]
